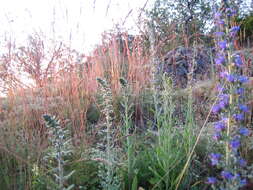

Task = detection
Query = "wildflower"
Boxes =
[239,104,249,113]
[220,71,228,78]
[239,127,250,136]
[214,31,225,37]
[218,41,227,50]
[221,171,234,180]
[209,153,221,165]
[215,54,226,65]
[230,26,240,37]
[214,121,226,132]
[238,158,247,167]
[233,113,244,121]
[212,104,221,114]
[240,178,247,186]
[213,132,221,141]
[235,87,244,95]
[226,74,236,82]
[233,55,243,67]
[230,138,240,151]
[206,177,217,184]
[237,76,248,84]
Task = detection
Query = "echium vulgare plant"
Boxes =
[94,78,120,190]
[43,114,75,190]
[206,1,251,189]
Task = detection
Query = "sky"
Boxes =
[0,0,152,53]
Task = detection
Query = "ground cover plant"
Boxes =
[0,0,252,189]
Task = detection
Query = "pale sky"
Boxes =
[0,0,152,53]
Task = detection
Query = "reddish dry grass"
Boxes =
[0,32,152,151]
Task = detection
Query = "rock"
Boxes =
[161,46,213,87]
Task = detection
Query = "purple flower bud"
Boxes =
[239,127,250,136]
[230,138,240,151]
[206,177,217,184]
[213,132,221,141]
[221,171,234,180]
[209,153,221,165]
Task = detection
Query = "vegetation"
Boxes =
[0,0,252,190]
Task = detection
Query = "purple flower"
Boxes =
[230,26,240,37]
[212,104,221,114]
[214,121,226,132]
[220,71,228,78]
[221,171,234,180]
[233,113,244,121]
[230,26,240,33]
[218,40,227,50]
[230,138,240,151]
[209,153,221,165]
[226,74,236,82]
[239,127,250,136]
[234,55,243,67]
[236,88,244,95]
[214,31,225,37]
[240,178,247,186]
[213,132,221,141]
[206,177,217,184]
[237,76,249,83]
[214,12,222,19]
[238,158,247,167]
[216,84,225,92]
[215,54,226,65]
[239,104,249,112]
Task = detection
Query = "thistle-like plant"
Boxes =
[43,114,75,190]
[94,78,120,190]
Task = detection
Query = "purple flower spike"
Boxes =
[230,138,241,151]
[218,40,227,50]
[221,171,234,180]
[206,177,217,184]
[209,153,221,166]
[239,127,250,136]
